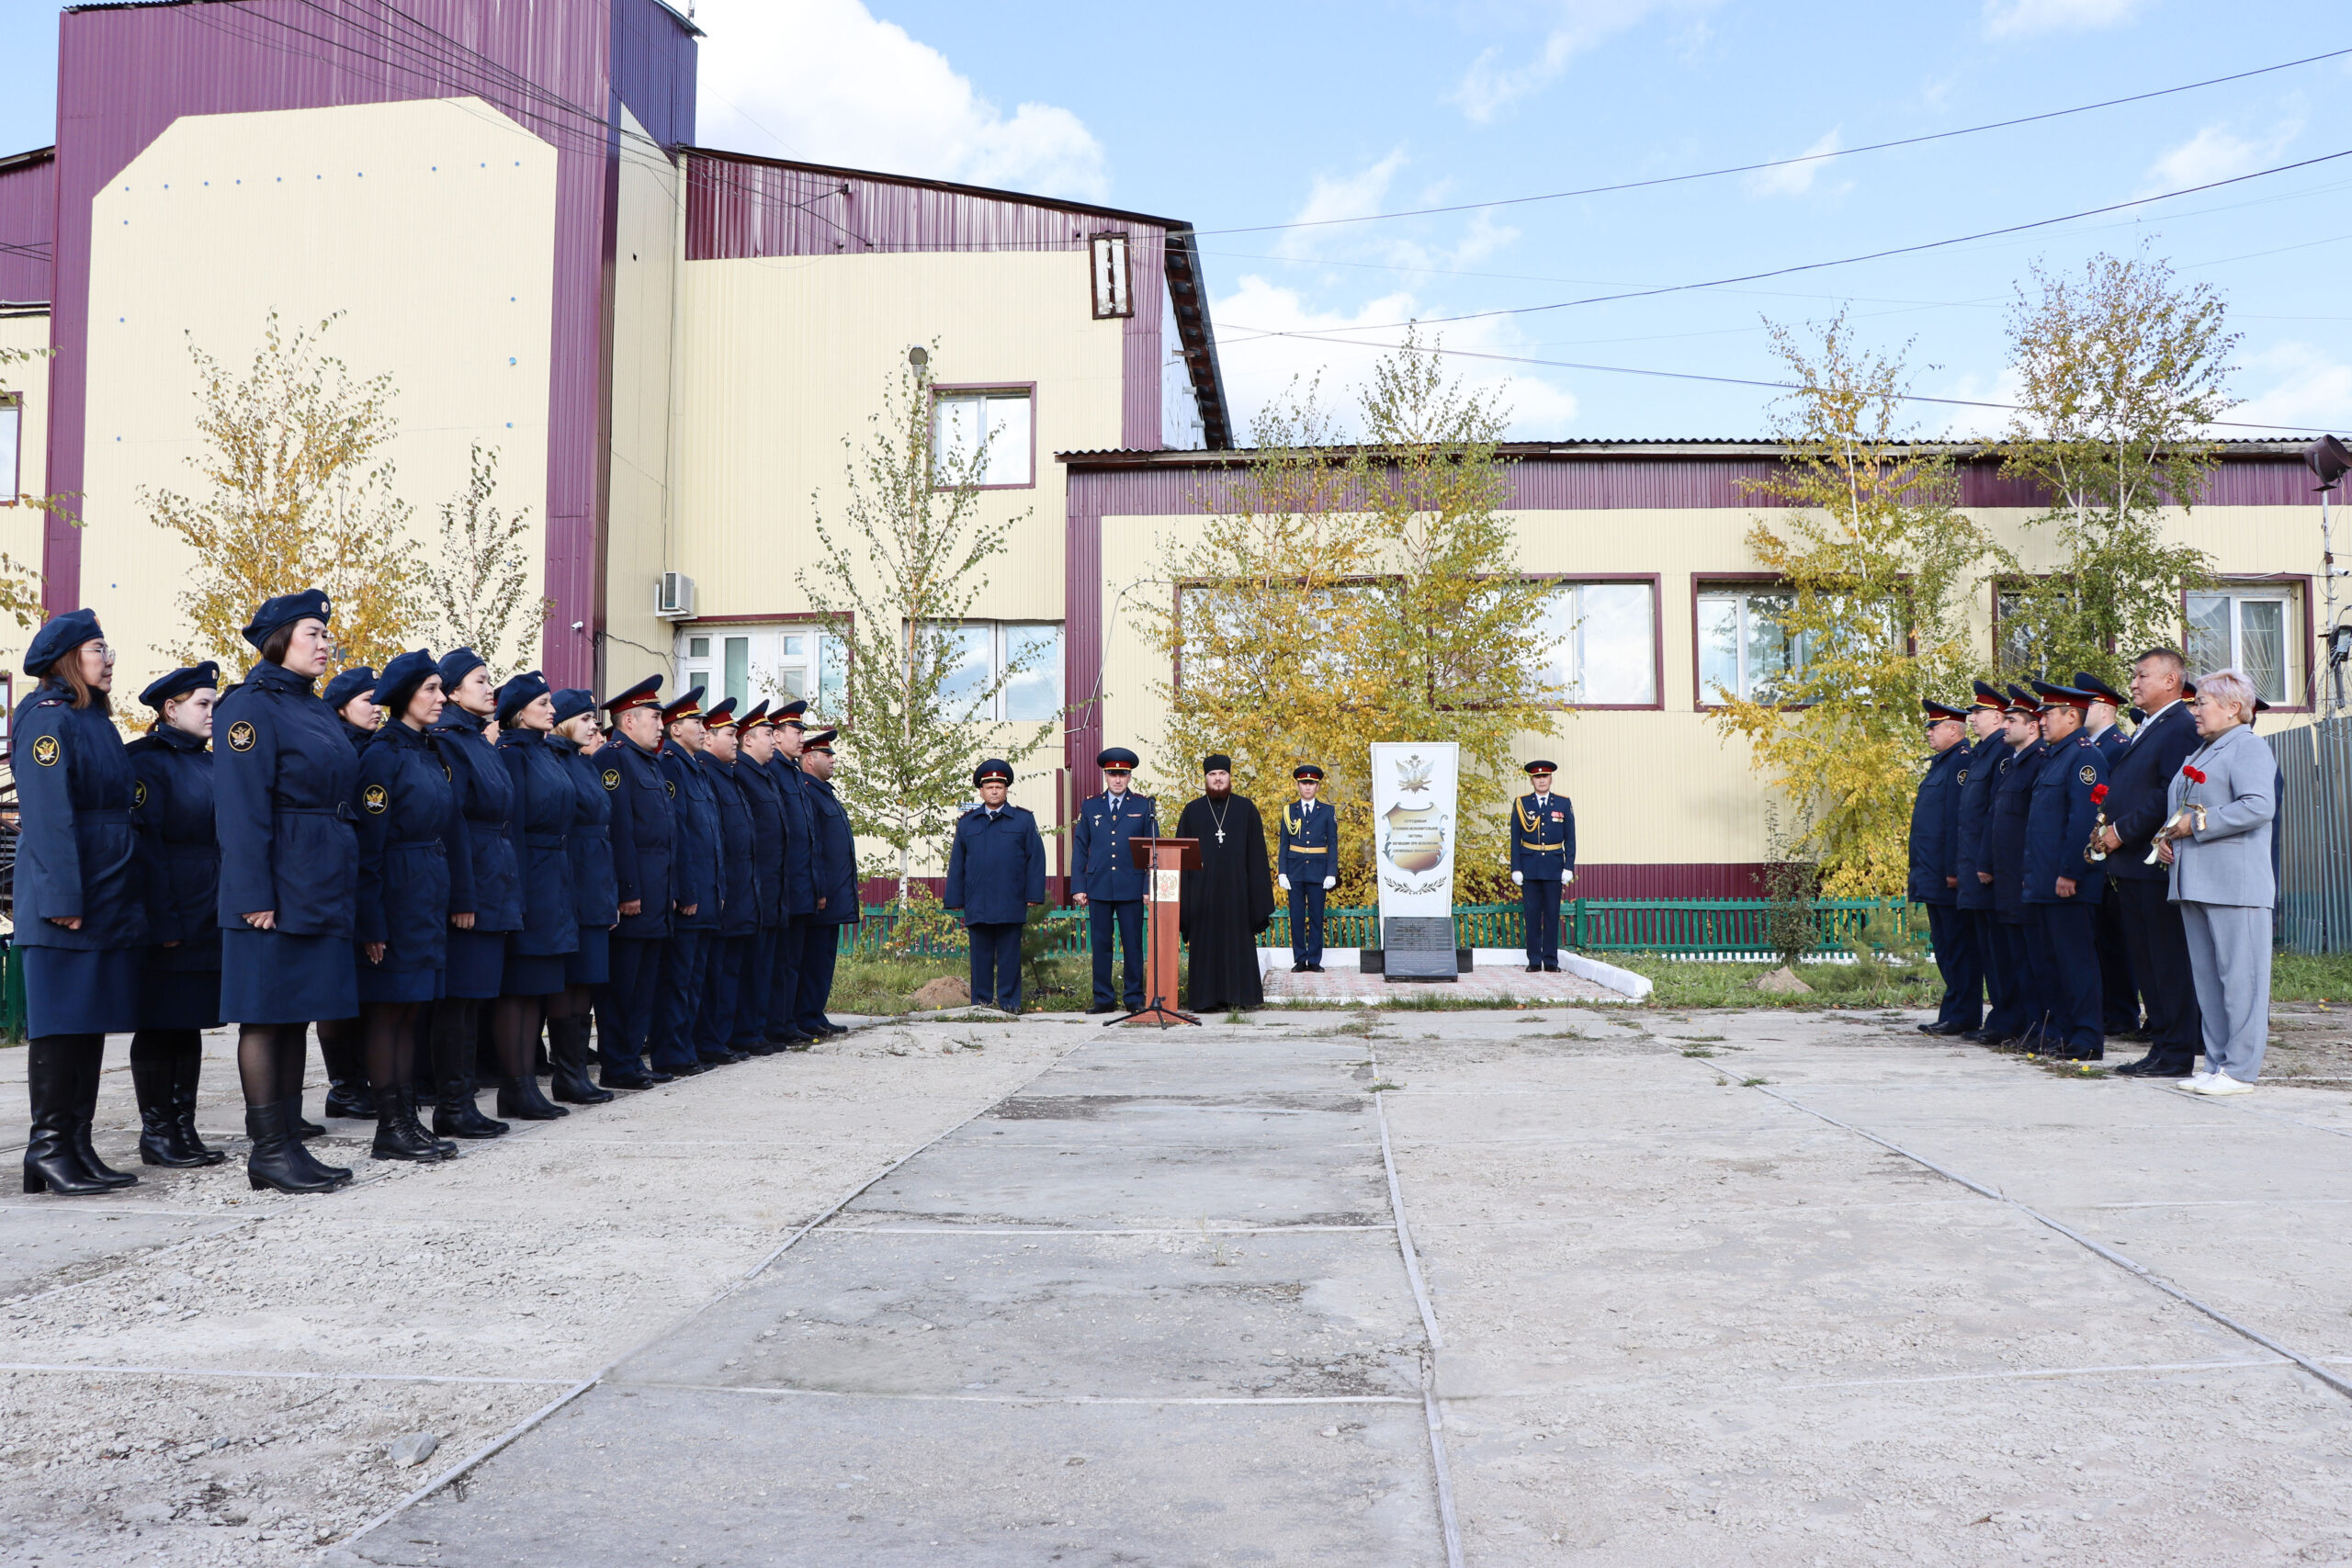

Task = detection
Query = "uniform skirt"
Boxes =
[563,926,610,987]
[221,929,356,1023]
[137,964,223,1032]
[502,950,569,998]
[23,946,143,1037]
[444,928,509,1001]
[357,957,444,1006]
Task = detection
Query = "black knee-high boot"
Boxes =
[170,1040,224,1165]
[66,1040,135,1188]
[22,1038,110,1196]
[130,1032,209,1168]
[317,1019,376,1119]
[432,1001,506,1138]
[245,1100,345,1193]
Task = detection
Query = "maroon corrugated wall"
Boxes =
[0,152,54,305]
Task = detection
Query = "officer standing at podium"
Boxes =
[1072,747,1156,1015]
[1510,761,1577,974]
[1278,764,1338,974]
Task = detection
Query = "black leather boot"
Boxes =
[170,1045,225,1166]
[432,1005,508,1138]
[281,1098,353,1184]
[246,1100,346,1193]
[496,1069,569,1121]
[22,1040,110,1195]
[132,1052,206,1168]
[548,1016,614,1104]
[372,1086,448,1162]
[318,1024,377,1119]
[68,1045,136,1189]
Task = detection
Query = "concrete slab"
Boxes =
[0,1205,243,1301]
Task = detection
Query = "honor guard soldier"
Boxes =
[2072,670,2142,1037]
[944,760,1047,1012]
[1072,747,1156,1013]
[694,698,759,1066]
[599,676,673,1089]
[1510,761,1577,973]
[1278,764,1338,973]
[793,729,859,1039]
[2020,681,2109,1060]
[1909,700,1978,1035]
[732,703,792,1055]
[653,688,721,1076]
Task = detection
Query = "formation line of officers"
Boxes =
[15,590,858,1198]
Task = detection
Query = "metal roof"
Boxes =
[1057,437,2323,466]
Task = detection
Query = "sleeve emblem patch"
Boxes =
[363,784,389,815]
[2078,765,2098,785]
[602,768,621,791]
[1957,770,1968,784]
[227,721,257,752]
[133,780,147,806]
[31,735,59,767]
[666,781,676,798]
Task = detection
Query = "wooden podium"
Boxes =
[1113,837,1201,1028]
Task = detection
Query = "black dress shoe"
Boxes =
[668,1061,708,1077]
[601,1064,657,1090]
[1084,1004,1116,1015]
[643,1067,676,1083]
[1526,964,1541,974]
[1543,964,1561,973]
[1306,964,1325,974]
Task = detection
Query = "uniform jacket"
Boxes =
[1277,797,1339,882]
[2100,700,2199,883]
[128,724,219,969]
[2092,724,2130,764]
[15,685,147,951]
[2165,722,2277,908]
[736,757,789,928]
[354,720,471,973]
[340,718,375,753]
[1951,732,2004,913]
[2021,734,2107,906]
[551,736,618,931]
[661,740,721,931]
[427,709,522,932]
[215,660,361,938]
[1984,740,2044,921]
[1509,790,1577,876]
[498,728,582,957]
[770,759,819,919]
[606,734,674,939]
[1905,742,1967,906]
[944,803,1046,925]
[802,773,859,926]
[1072,788,1157,901]
[700,753,761,937]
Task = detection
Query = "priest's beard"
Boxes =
[1205,784,1231,800]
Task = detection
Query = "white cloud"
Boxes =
[1210,275,1581,440]
[1744,130,1844,199]
[1267,152,1522,278]
[1275,151,1410,261]
[2230,343,2352,436]
[1449,0,1723,124]
[693,0,1109,202]
[1927,365,2027,441]
[1981,0,2145,39]
[2143,118,2301,195]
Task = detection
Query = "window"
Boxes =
[1090,232,1133,319]
[932,389,1033,488]
[0,392,18,503]
[1995,589,2041,675]
[1698,586,1805,703]
[673,625,844,718]
[1538,581,1657,705]
[2188,584,2300,705]
[922,621,1063,721]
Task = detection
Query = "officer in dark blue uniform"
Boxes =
[653,688,722,1075]
[1278,763,1339,974]
[1974,686,2047,1044]
[425,648,520,1139]
[764,701,820,1047]
[127,661,227,1170]
[15,610,151,1196]
[492,671,579,1120]
[2073,671,2142,1038]
[1071,746,1155,1013]
[732,703,790,1055]
[1510,761,1577,973]
[1951,682,2009,1043]
[1909,700,1977,1034]
[352,649,470,1162]
[694,698,759,1066]
[795,728,859,1038]
[2020,681,2109,1059]
[599,676,673,1089]
[314,666,378,1117]
[548,688,617,1104]
[325,666,378,748]
[944,759,1046,1011]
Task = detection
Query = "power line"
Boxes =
[1199,45,2352,237]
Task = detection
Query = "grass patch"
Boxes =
[2269,951,2352,1003]
[826,955,1091,1016]
[1607,954,1940,1011]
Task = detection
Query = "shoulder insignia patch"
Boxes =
[133,779,147,807]
[227,720,257,752]
[602,767,620,790]
[363,784,389,815]
[2078,765,2098,785]
[31,735,60,767]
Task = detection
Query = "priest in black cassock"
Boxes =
[1176,754,1275,1012]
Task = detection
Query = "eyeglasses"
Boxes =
[89,643,116,664]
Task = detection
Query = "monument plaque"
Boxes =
[1383,915,1459,982]
[1370,742,1461,981]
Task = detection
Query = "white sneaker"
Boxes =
[2196,1072,2253,1096]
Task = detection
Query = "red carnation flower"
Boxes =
[2090,784,2109,805]
[2183,765,2208,784]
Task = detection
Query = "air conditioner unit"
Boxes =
[654,571,696,619]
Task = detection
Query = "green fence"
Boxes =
[0,941,23,1043]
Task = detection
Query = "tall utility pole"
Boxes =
[2308,437,2352,715]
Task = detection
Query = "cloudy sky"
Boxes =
[5,0,2346,442]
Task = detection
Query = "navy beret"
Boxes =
[139,660,218,710]
[374,649,441,722]
[436,648,486,691]
[494,670,550,724]
[322,666,378,714]
[550,687,596,727]
[24,608,102,679]
[242,588,332,650]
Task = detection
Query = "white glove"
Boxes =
[1278,874,1292,892]
[1511,870,1524,886]
[1562,869,1574,885]
[1322,875,1336,890]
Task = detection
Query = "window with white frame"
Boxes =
[924,621,1063,721]
[1537,581,1657,705]
[932,389,1033,488]
[1697,586,1806,703]
[0,392,19,503]
[1090,232,1133,319]
[677,626,844,718]
[2188,584,2300,705]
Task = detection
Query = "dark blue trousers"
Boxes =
[967,920,1023,1011]
[1521,878,1563,967]
[768,916,808,1041]
[696,933,751,1060]
[2096,892,2140,1032]
[606,935,664,1072]
[1924,901,1983,1031]
[1984,916,2032,1038]
[739,927,776,1047]
[795,921,842,1034]
[1090,899,1145,1010]
[2031,898,2104,1054]
[650,929,710,1072]
[1287,882,1326,967]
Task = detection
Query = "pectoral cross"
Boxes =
[1216,827,1226,844]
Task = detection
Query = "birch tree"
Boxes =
[424,442,544,678]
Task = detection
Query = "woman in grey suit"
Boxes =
[2154,669,2275,1095]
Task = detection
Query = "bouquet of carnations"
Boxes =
[2145,764,2210,865]
[2085,784,2110,863]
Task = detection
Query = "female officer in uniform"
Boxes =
[354,649,472,1161]
[316,663,379,1121]
[126,661,227,1168]
[548,689,616,1104]
[491,671,578,1121]
[426,649,519,1139]
[15,610,149,1195]
[213,590,357,1194]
